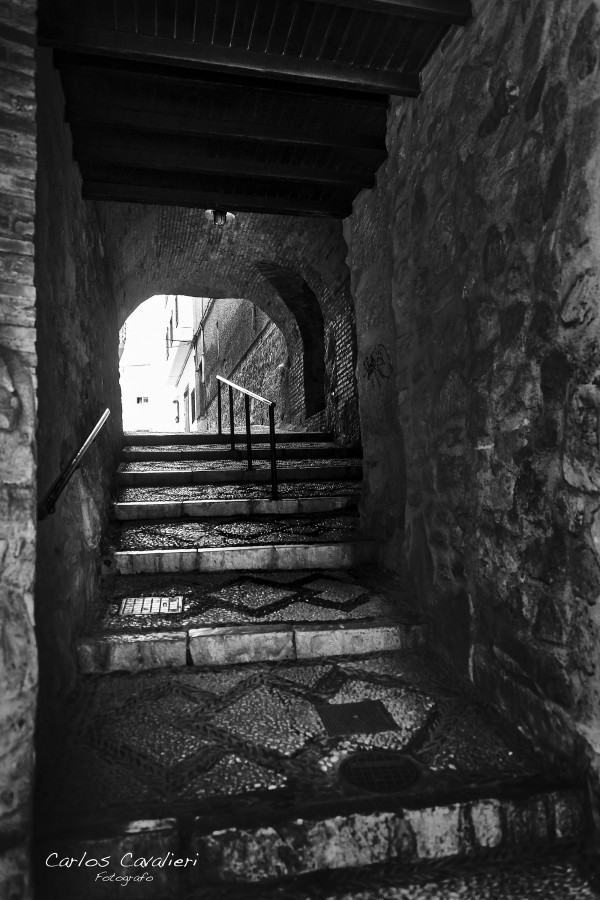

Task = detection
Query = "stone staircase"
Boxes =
[34,430,595,899]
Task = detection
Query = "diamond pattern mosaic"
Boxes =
[36,651,542,825]
[95,571,405,632]
[110,513,361,551]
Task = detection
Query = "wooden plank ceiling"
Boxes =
[38,0,471,217]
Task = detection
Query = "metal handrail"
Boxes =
[38,408,111,521]
[216,375,278,500]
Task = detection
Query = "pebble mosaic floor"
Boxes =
[196,857,598,900]
[94,569,415,632]
[123,442,345,453]
[118,457,363,472]
[110,513,362,551]
[116,480,362,502]
[36,650,544,825]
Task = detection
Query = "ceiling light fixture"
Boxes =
[205,208,235,227]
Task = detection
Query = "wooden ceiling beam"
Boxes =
[55,51,391,107]
[73,138,372,188]
[65,103,386,155]
[42,26,421,96]
[82,182,350,217]
[307,0,471,25]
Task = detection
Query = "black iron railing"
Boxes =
[38,408,111,521]
[216,375,278,500]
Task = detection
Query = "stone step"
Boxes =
[35,795,588,899]
[116,480,361,505]
[77,619,424,673]
[193,790,585,885]
[116,462,363,487]
[124,430,333,446]
[35,650,587,898]
[113,495,358,521]
[122,444,360,463]
[82,567,423,673]
[112,540,380,575]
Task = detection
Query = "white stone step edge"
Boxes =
[38,789,584,891]
[195,789,585,883]
[113,496,359,520]
[112,541,380,575]
[77,619,427,673]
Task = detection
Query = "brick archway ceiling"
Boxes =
[38,0,471,218]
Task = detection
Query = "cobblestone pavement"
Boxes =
[118,457,363,472]
[124,442,344,453]
[116,480,362,502]
[193,855,599,900]
[36,649,548,825]
[110,513,362,551]
[95,569,412,633]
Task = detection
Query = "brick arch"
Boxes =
[98,203,359,435]
[254,262,325,416]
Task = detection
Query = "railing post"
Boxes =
[244,393,253,470]
[217,380,222,436]
[269,403,278,500]
[229,384,235,452]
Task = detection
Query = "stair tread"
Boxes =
[89,568,422,635]
[118,457,363,472]
[188,854,597,900]
[116,482,361,503]
[123,441,348,452]
[36,648,571,832]
[124,430,334,445]
[110,513,363,552]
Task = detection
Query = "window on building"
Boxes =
[166,329,169,359]
[175,295,179,326]
[136,397,149,404]
[169,315,173,346]
[191,389,196,422]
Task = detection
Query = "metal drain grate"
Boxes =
[339,750,421,794]
[119,596,183,616]
[315,700,398,736]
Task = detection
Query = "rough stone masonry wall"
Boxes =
[349,0,600,789]
[0,3,37,896]
[35,52,122,748]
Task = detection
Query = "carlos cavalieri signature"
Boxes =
[45,851,200,884]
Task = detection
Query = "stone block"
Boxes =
[405,804,463,859]
[551,790,586,839]
[77,632,187,673]
[114,549,198,574]
[113,501,183,520]
[188,625,294,666]
[184,500,251,517]
[468,798,503,848]
[197,545,276,570]
[294,623,413,659]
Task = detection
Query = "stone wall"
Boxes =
[201,297,292,430]
[34,51,122,743]
[0,2,37,895]
[348,0,600,788]
[99,205,360,442]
